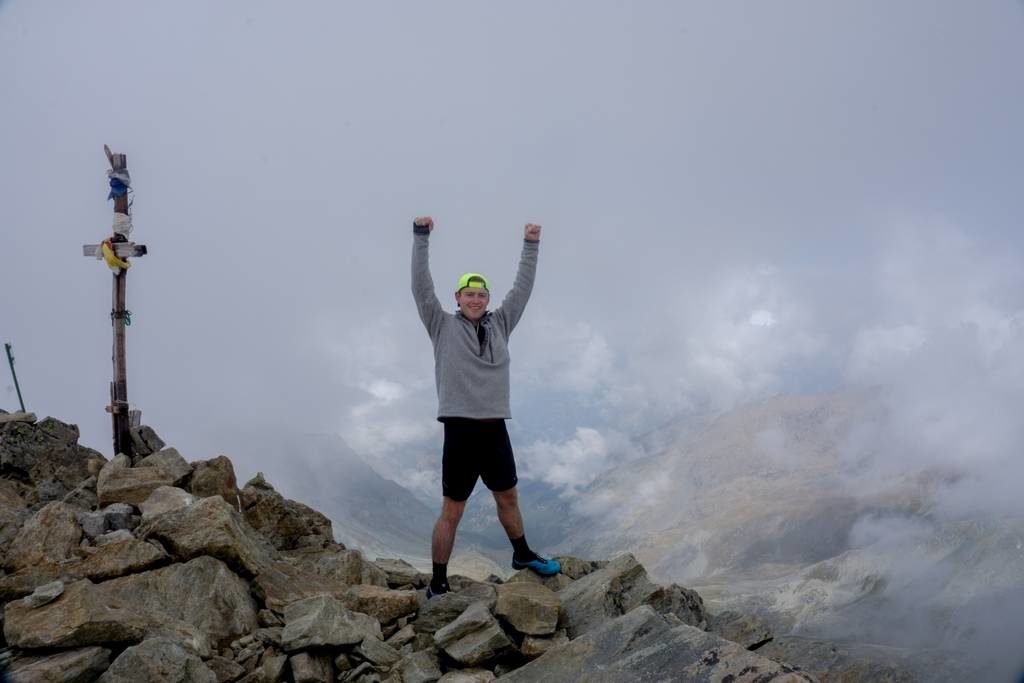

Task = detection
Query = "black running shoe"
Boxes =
[426,581,450,599]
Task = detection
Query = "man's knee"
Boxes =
[493,487,519,510]
[440,497,467,524]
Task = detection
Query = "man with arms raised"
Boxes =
[411,216,560,598]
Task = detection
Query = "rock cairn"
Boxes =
[0,413,825,682]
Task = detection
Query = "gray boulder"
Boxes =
[4,579,148,648]
[437,669,496,682]
[495,581,560,635]
[758,635,920,682]
[646,582,709,629]
[501,605,814,682]
[709,609,774,649]
[342,584,420,624]
[289,651,334,683]
[189,455,239,505]
[78,537,169,581]
[520,629,569,660]
[139,486,196,521]
[373,557,425,588]
[0,417,105,502]
[129,424,166,457]
[280,594,381,651]
[136,448,193,486]
[310,546,387,586]
[21,579,65,608]
[137,495,275,576]
[240,475,334,551]
[506,568,572,592]
[556,553,658,637]
[434,601,515,667]
[77,503,135,539]
[3,500,82,571]
[395,650,443,683]
[98,637,216,682]
[97,454,176,507]
[251,558,351,612]
[4,556,257,651]
[413,583,497,634]
[354,635,403,668]
[6,646,111,683]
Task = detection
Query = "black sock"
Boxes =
[431,562,449,591]
[511,535,534,561]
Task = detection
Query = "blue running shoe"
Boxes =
[512,553,561,576]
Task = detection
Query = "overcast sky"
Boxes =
[2,1,1023,505]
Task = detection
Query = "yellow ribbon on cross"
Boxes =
[100,239,131,273]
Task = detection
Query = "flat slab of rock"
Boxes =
[139,485,196,521]
[98,637,216,682]
[136,447,192,485]
[137,495,274,576]
[281,594,381,651]
[252,559,350,612]
[78,537,169,581]
[710,609,774,649]
[343,584,420,624]
[289,651,334,683]
[556,552,658,638]
[97,453,177,507]
[8,646,111,683]
[438,669,496,682]
[21,579,64,608]
[310,546,387,586]
[495,582,560,635]
[501,605,815,682]
[395,650,443,683]
[506,568,572,592]
[354,635,402,668]
[373,557,425,588]
[413,583,497,634]
[0,411,36,424]
[4,579,148,649]
[434,601,515,667]
[758,634,922,682]
[520,629,569,659]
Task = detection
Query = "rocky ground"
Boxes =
[0,410,923,682]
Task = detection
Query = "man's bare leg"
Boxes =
[432,496,467,565]
[493,486,524,540]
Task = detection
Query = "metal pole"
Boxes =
[4,343,26,412]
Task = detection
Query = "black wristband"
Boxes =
[413,224,430,235]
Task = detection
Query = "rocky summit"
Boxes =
[0,413,919,681]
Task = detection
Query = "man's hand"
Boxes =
[414,216,434,232]
[524,223,541,242]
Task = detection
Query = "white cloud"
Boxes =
[518,427,641,493]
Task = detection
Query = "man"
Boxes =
[411,216,560,598]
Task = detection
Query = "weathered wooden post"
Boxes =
[82,146,148,457]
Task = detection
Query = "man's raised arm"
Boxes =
[496,223,541,336]
[411,216,445,339]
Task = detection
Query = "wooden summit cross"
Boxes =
[82,146,148,457]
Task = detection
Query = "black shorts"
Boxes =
[441,418,518,502]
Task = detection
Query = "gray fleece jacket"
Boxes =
[411,229,538,420]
